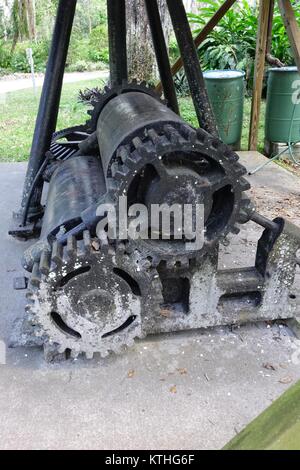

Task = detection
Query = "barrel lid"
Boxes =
[203,70,245,79]
[268,66,298,73]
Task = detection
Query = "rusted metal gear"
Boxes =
[103,123,252,268]
[26,231,162,359]
[86,80,165,132]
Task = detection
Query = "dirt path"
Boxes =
[0,70,108,94]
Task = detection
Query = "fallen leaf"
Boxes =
[263,363,276,371]
[170,385,177,394]
[279,376,293,384]
[127,370,135,379]
[92,241,100,251]
[160,308,171,318]
[177,368,187,375]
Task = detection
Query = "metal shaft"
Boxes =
[107,0,128,87]
[20,0,77,219]
[145,0,179,114]
[166,0,218,136]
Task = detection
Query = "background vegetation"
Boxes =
[0,0,109,74]
[1,1,299,77]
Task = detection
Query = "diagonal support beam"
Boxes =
[166,0,218,136]
[278,0,300,72]
[156,0,238,94]
[249,0,273,150]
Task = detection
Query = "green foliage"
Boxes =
[0,0,109,74]
[189,0,258,74]
[88,25,109,63]
[0,41,11,69]
[188,0,300,75]
[271,9,298,64]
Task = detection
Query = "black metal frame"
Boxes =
[11,0,216,238]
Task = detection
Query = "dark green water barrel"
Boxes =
[265,67,300,143]
[203,70,245,149]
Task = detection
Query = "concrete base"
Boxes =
[0,153,300,450]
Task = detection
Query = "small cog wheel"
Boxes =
[26,231,162,359]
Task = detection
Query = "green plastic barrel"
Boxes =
[265,67,300,143]
[203,70,245,149]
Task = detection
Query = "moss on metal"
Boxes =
[224,381,300,450]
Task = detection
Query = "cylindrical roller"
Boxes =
[97,91,183,178]
[41,156,106,241]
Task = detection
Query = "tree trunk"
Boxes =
[127,0,172,83]
[25,0,36,41]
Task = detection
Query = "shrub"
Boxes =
[0,42,12,69]
[184,0,300,93]
[88,25,109,63]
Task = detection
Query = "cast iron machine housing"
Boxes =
[9,0,300,360]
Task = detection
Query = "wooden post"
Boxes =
[249,0,273,151]
[278,0,300,72]
[156,0,237,94]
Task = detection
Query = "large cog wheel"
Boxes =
[86,80,165,132]
[26,231,162,359]
[105,123,252,268]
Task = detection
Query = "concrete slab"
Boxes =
[0,154,299,450]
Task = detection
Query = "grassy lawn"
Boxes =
[0,80,266,162]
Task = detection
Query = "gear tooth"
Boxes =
[67,235,77,257]
[70,349,80,359]
[163,124,183,145]
[31,262,41,287]
[52,241,63,266]
[25,303,33,313]
[100,350,109,359]
[104,85,110,93]
[90,100,97,107]
[83,230,92,252]
[147,128,160,144]
[231,226,240,235]
[223,148,239,162]
[132,136,143,150]
[40,250,51,275]
[117,146,130,164]
[126,338,135,349]
[85,350,94,360]
[111,162,119,178]
[220,236,230,247]
[166,259,176,270]
[196,128,209,143]
[112,162,129,180]
[87,109,93,116]
[107,178,118,193]
[182,126,197,144]
[116,242,126,254]
[57,345,66,354]
[239,178,251,191]
[34,327,43,338]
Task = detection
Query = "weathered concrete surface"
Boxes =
[0,153,299,450]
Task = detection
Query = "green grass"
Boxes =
[0,79,104,162]
[0,81,265,162]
